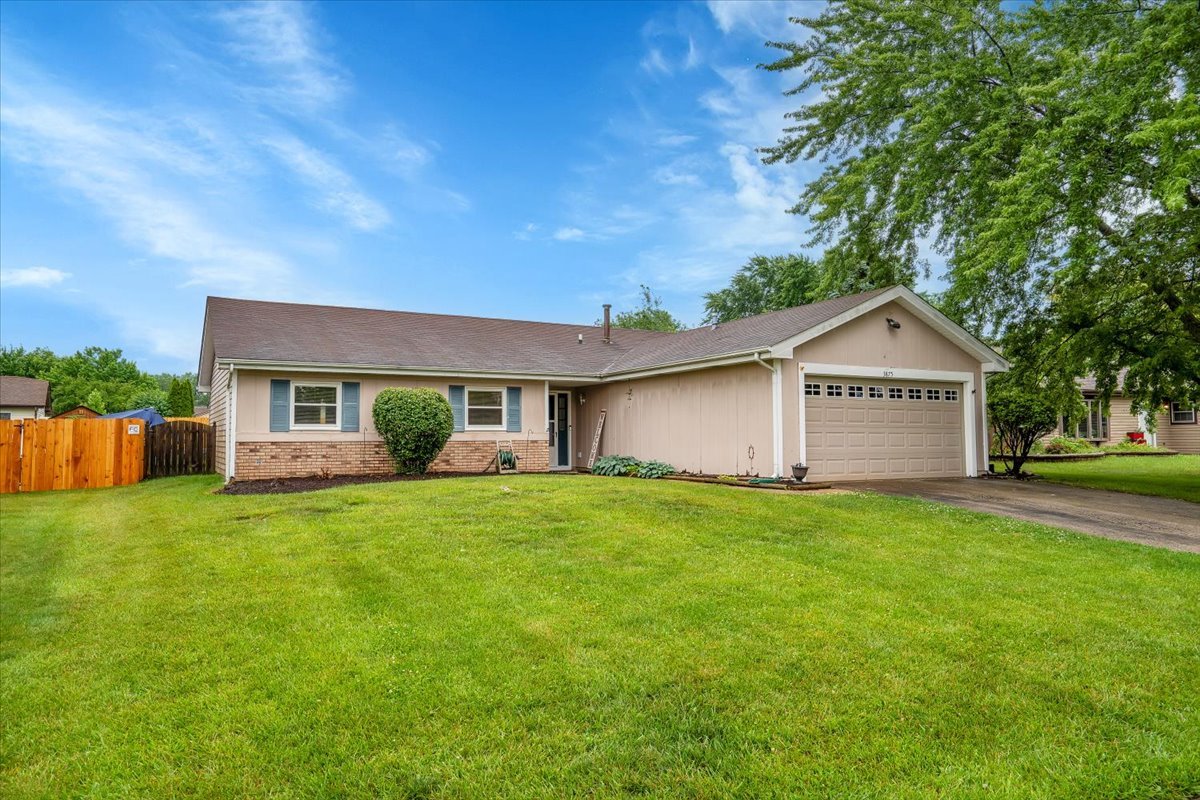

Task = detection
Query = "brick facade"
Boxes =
[234,438,550,481]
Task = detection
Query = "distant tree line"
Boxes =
[0,346,207,416]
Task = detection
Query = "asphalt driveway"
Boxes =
[847,478,1199,553]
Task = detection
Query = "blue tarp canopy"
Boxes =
[99,407,167,427]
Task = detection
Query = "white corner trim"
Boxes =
[771,359,784,477]
[226,367,238,481]
[979,372,990,471]
[963,372,978,477]
[797,363,808,468]
[767,285,1009,370]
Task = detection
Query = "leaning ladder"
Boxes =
[587,409,606,470]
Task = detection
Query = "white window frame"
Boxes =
[926,388,941,401]
[847,385,864,398]
[945,389,960,402]
[291,382,341,430]
[804,382,822,397]
[466,385,507,431]
[826,383,843,398]
[1170,402,1196,424]
[907,388,922,401]
[868,386,884,399]
[887,387,903,400]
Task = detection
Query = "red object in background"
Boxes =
[1126,431,1146,443]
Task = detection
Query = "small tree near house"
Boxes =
[988,377,1060,477]
[167,378,195,417]
[372,388,454,474]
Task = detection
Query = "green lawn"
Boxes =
[1026,454,1200,502]
[2,475,1198,799]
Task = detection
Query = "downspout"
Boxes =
[752,351,783,477]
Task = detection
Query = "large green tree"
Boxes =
[762,0,1199,414]
[702,254,825,324]
[609,285,686,332]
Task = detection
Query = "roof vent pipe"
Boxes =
[602,304,612,344]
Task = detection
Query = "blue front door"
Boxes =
[549,392,570,467]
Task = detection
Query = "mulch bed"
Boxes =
[219,472,502,495]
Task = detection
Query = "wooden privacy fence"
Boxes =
[0,418,146,494]
[145,421,215,478]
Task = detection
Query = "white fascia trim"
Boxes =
[218,359,593,383]
[767,286,1009,370]
[799,363,975,382]
[600,351,767,382]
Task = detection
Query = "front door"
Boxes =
[549,392,570,468]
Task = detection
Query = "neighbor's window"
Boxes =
[945,389,960,402]
[826,384,843,397]
[293,383,338,427]
[907,388,922,400]
[868,386,884,399]
[466,387,505,428]
[887,387,903,400]
[848,385,864,398]
[804,382,821,396]
[1171,402,1196,424]
[926,388,941,401]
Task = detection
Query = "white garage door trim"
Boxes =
[798,362,978,477]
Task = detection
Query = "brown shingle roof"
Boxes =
[0,375,50,408]
[199,287,905,381]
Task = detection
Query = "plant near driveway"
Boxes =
[371,387,453,474]
[2,475,1198,798]
[987,376,1060,475]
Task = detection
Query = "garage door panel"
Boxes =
[806,377,965,481]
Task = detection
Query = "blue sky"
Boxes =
[1,0,828,373]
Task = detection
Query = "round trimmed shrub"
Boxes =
[372,388,454,474]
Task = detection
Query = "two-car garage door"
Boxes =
[805,378,964,481]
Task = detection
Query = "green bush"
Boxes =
[372,388,454,474]
[987,376,1060,475]
[1100,441,1169,453]
[1043,436,1097,455]
[636,461,675,479]
[592,455,641,477]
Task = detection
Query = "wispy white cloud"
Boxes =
[640,48,673,76]
[513,222,539,241]
[214,1,347,114]
[656,132,698,148]
[262,135,390,231]
[706,0,810,39]
[0,266,71,288]
[553,226,588,242]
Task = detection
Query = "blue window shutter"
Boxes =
[270,379,290,432]
[449,385,465,432]
[506,387,521,432]
[341,382,360,432]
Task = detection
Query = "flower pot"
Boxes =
[791,464,809,482]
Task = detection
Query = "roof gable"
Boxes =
[0,375,51,408]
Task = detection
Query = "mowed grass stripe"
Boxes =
[1,475,1197,798]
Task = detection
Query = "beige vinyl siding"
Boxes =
[1158,409,1200,453]
[0,406,41,420]
[234,372,549,444]
[1106,397,1141,443]
[576,362,773,476]
[209,361,229,475]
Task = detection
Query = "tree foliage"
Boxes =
[763,0,1200,415]
[0,345,202,415]
[167,378,195,417]
[987,375,1064,476]
[610,285,686,332]
[372,388,454,475]
[703,254,825,323]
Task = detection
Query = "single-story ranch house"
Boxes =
[197,286,1010,482]
[0,375,51,420]
[1050,374,1199,453]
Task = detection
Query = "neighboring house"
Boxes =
[0,376,51,420]
[1051,374,1199,454]
[197,286,1009,483]
[52,405,101,419]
